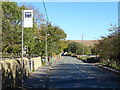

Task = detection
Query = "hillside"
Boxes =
[68,40,99,47]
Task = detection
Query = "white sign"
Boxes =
[24,10,33,28]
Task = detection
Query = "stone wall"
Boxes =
[0,57,41,88]
[32,57,41,71]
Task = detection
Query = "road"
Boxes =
[23,56,120,89]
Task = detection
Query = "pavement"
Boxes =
[96,64,120,73]
[23,65,50,88]
[23,56,120,89]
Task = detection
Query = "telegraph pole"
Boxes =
[76,44,77,55]
[82,33,84,55]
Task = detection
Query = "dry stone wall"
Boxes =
[0,57,41,88]
[32,57,41,71]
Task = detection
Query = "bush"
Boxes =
[87,57,100,63]
[99,59,120,71]
[77,55,100,63]
[94,25,120,71]
[77,55,87,60]
[70,53,77,57]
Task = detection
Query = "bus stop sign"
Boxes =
[24,10,33,28]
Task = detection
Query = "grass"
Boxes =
[32,70,35,72]
[42,62,46,66]
[99,61,120,71]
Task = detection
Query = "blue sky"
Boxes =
[17,2,118,40]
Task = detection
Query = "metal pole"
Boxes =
[21,10,23,86]
[45,34,48,65]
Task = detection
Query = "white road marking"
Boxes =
[81,69,86,73]
[71,60,86,73]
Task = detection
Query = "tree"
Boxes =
[2,2,22,53]
[66,41,91,55]
[95,25,120,70]
[2,2,67,59]
[2,2,41,57]
[34,22,67,57]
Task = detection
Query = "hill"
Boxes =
[68,40,99,47]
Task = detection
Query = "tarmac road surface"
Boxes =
[23,56,120,89]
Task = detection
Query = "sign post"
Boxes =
[21,10,23,86]
[21,10,33,86]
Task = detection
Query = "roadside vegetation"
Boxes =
[2,2,67,59]
[64,41,91,55]
[63,41,99,63]
[1,2,119,71]
[93,25,120,71]
[64,25,120,71]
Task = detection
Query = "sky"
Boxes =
[13,1,118,40]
